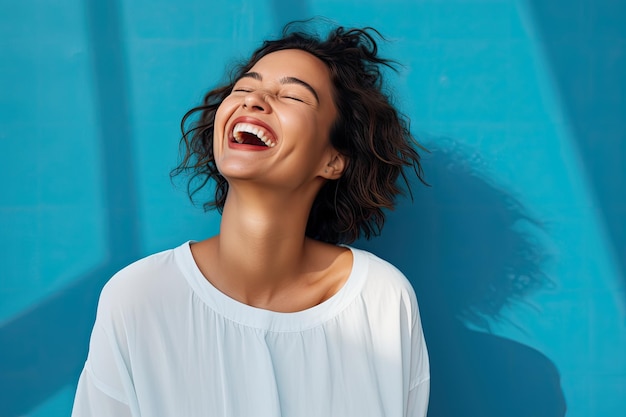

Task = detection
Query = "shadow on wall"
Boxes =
[357,140,567,417]
[0,0,140,415]
[0,263,133,416]
[527,0,626,297]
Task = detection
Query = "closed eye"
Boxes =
[282,95,305,102]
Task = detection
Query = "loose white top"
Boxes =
[72,242,429,416]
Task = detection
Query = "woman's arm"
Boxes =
[72,366,133,417]
[72,282,137,417]
[407,291,430,417]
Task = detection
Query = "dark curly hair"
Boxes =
[172,22,426,244]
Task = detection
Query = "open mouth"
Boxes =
[232,122,276,148]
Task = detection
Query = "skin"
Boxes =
[190,49,353,312]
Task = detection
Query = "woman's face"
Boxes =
[213,49,342,193]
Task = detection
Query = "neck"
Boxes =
[211,183,319,302]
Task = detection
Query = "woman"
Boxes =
[72,23,430,416]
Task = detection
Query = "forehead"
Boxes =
[248,49,332,88]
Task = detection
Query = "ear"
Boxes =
[321,152,347,180]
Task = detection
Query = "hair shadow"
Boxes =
[357,139,567,416]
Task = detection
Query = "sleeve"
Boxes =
[406,292,430,417]
[71,283,138,417]
[72,367,133,417]
[406,377,430,417]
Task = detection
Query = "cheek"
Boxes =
[212,106,230,159]
[213,100,237,141]
[214,102,229,131]
[280,108,324,140]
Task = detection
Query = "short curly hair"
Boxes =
[173,23,426,244]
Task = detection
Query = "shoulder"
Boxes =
[97,243,189,315]
[350,246,419,310]
[352,247,415,291]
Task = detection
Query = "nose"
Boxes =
[242,91,269,113]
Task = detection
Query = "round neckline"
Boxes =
[175,241,368,332]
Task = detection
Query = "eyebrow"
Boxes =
[239,72,320,104]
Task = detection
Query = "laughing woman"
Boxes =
[72,23,430,417]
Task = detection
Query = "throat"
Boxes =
[240,132,267,147]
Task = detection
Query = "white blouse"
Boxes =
[72,241,429,416]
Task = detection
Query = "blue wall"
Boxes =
[1,0,624,415]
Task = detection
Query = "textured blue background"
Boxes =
[1,0,624,415]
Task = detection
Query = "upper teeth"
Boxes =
[233,123,276,147]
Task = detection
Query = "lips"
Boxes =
[228,117,277,149]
